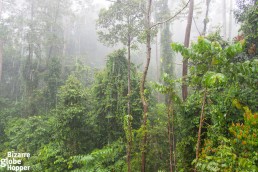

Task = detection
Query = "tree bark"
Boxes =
[228,0,233,41]
[167,97,173,172]
[61,18,67,74]
[48,0,61,61]
[127,30,132,172]
[0,40,2,82]
[222,0,227,38]
[140,1,152,172]
[0,0,3,81]
[202,0,211,36]
[172,101,176,170]
[156,34,160,102]
[182,0,194,101]
[26,0,34,96]
[195,89,207,170]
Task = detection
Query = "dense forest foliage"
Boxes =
[0,0,257,171]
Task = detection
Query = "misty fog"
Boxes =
[1,0,257,171]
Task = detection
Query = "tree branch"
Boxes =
[150,0,191,29]
[193,16,201,36]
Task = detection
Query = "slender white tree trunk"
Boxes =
[0,0,3,81]
[222,0,227,38]
[228,0,233,41]
[202,0,211,36]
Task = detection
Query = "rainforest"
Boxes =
[0,0,257,171]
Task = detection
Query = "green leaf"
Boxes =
[202,72,226,88]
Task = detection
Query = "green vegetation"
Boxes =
[0,0,257,172]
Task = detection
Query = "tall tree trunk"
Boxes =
[154,1,160,102]
[0,0,3,82]
[48,0,61,61]
[156,34,160,102]
[202,0,211,36]
[26,0,34,96]
[0,40,2,82]
[172,106,176,170]
[140,1,152,171]
[167,97,173,172]
[195,89,207,171]
[126,31,132,172]
[182,0,194,101]
[222,0,227,38]
[62,20,67,73]
[228,0,233,41]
